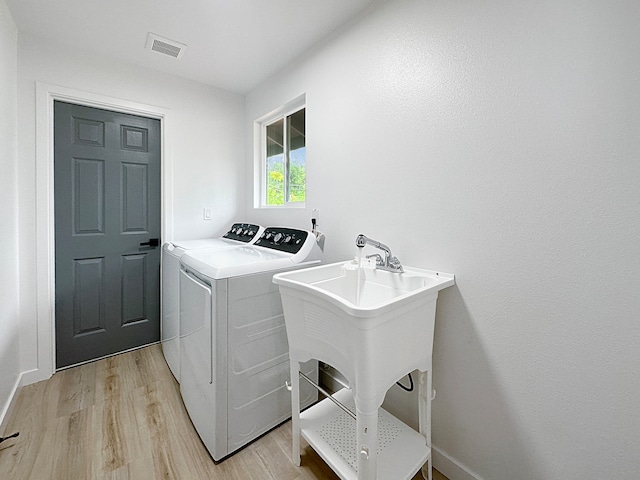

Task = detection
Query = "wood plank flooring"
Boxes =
[0,345,448,480]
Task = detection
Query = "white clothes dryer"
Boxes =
[161,223,263,382]
[179,227,323,461]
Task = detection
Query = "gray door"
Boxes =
[54,101,161,369]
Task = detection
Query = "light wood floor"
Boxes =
[0,345,448,480]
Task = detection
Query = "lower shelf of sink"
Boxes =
[300,388,429,480]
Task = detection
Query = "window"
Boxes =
[255,97,306,207]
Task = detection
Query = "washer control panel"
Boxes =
[222,223,262,242]
[255,227,310,254]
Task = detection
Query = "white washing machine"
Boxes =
[161,223,264,382]
[179,227,323,461]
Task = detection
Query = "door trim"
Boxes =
[28,82,175,384]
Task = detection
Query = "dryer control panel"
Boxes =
[255,227,310,254]
[222,223,262,242]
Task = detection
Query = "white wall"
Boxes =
[0,0,20,426]
[245,1,640,479]
[16,33,245,379]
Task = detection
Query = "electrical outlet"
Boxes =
[203,208,212,220]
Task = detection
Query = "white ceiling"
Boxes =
[6,0,379,94]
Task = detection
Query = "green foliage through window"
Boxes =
[264,108,305,206]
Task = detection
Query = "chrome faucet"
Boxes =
[355,234,404,273]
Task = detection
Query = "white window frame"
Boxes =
[253,94,306,208]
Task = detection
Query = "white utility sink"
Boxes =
[274,259,453,317]
[273,259,455,480]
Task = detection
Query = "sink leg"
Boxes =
[290,359,301,466]
[356,406,379,479]
[419,370,432,480]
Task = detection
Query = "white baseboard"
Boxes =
[433,445,483,480]
[19,367,49,386]
[0,373,22,433]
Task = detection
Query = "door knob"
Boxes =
[139,238,159,247]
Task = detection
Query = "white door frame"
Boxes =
[27,82,174,384]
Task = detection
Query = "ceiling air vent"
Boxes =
[146,33,186,59]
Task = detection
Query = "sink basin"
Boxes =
[273,259,454,393]
[273,260,454,318]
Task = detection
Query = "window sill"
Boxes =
[255,203,306,210]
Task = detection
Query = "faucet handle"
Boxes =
[366,253,384,266]
[388,256,404,272]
